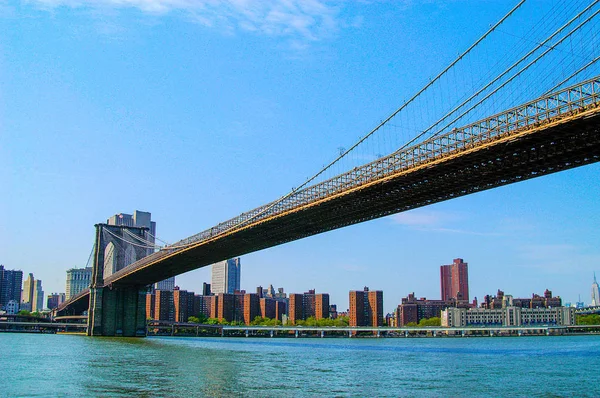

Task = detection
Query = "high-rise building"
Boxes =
[21,273,35,312]
[440,258,469,302]
[65,267,92,300]
[288,293,304,325]
[173,287,196,323]
[47,293,65,309]
[349,287,383,327]
[591,273,600,306]
[287,290,329,324]
[107,210,175,291]
[216,293,235,323]
[211,258,241,294]
[195,294,213,319]
[202,282,212,296]
[260,297,276,320]
[302,289,316,319]
[315,293,330,320]
[32,279,44,312]
[154,290,174,321]
[244,293,260,325]
[146,293,156,320]
[0,265,23,310]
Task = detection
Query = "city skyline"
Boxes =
[2,0,600,313]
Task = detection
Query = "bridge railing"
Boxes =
[106,76,600,283]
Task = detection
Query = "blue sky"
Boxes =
[1,0,599,312]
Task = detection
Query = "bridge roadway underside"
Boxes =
[110,109,600,287]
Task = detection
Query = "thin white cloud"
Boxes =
[392,209,458,227]
[391,209,501,236]
[25,0,341,41]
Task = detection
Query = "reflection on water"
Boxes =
[3,333,600,397]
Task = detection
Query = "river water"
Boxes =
[3,333,600,397]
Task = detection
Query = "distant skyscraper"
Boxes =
[211,258,241,294]
[21,273,35,312]
[592,273,600,307]
[0,265,23,310]
[107,210,175,291]
[202,282,211,296]
[33,279,44,312]
[440,258,469,302]
[19,273,43,311]
[66,267,92,300]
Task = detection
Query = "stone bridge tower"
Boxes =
[88,224,151,337]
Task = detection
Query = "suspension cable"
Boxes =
[424,7,600,141]
[164,0,528,250]
[394,0,599,152]
[103,227,158,250]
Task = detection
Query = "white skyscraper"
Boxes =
[591,273,600,307]
[211,258,241,294]
[66,267,92,300]
[107,210,175,291]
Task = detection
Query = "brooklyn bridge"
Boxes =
[55,1,600,337]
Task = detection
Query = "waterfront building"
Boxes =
[107,210,175,292]
[302,289,316,319]
[287,290,329,324]
[46,293,65,309]
[234,291,245,323]
[211,258,241,294]
[173,287,196,323]
[275,301,286,322]
[440,258,469,302]
[315,294,330,320]
[349,287,383,327]
[441,306,576,327]
[146,293,155,320]
[0,265,23,310]
[65,267,92,300]
[196,294,213,318]
[155,290,174,321]
[216,293,235,323]
[288,293,304,325]
[592,273,600,306]
[260,297,276,320]
[244,293,260,325]
[395,292,470,326]
[481,289,562,309]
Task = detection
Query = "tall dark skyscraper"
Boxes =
[0,265,23,310]
[440,258,469,302]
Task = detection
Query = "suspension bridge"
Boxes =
[55,1,600,336]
